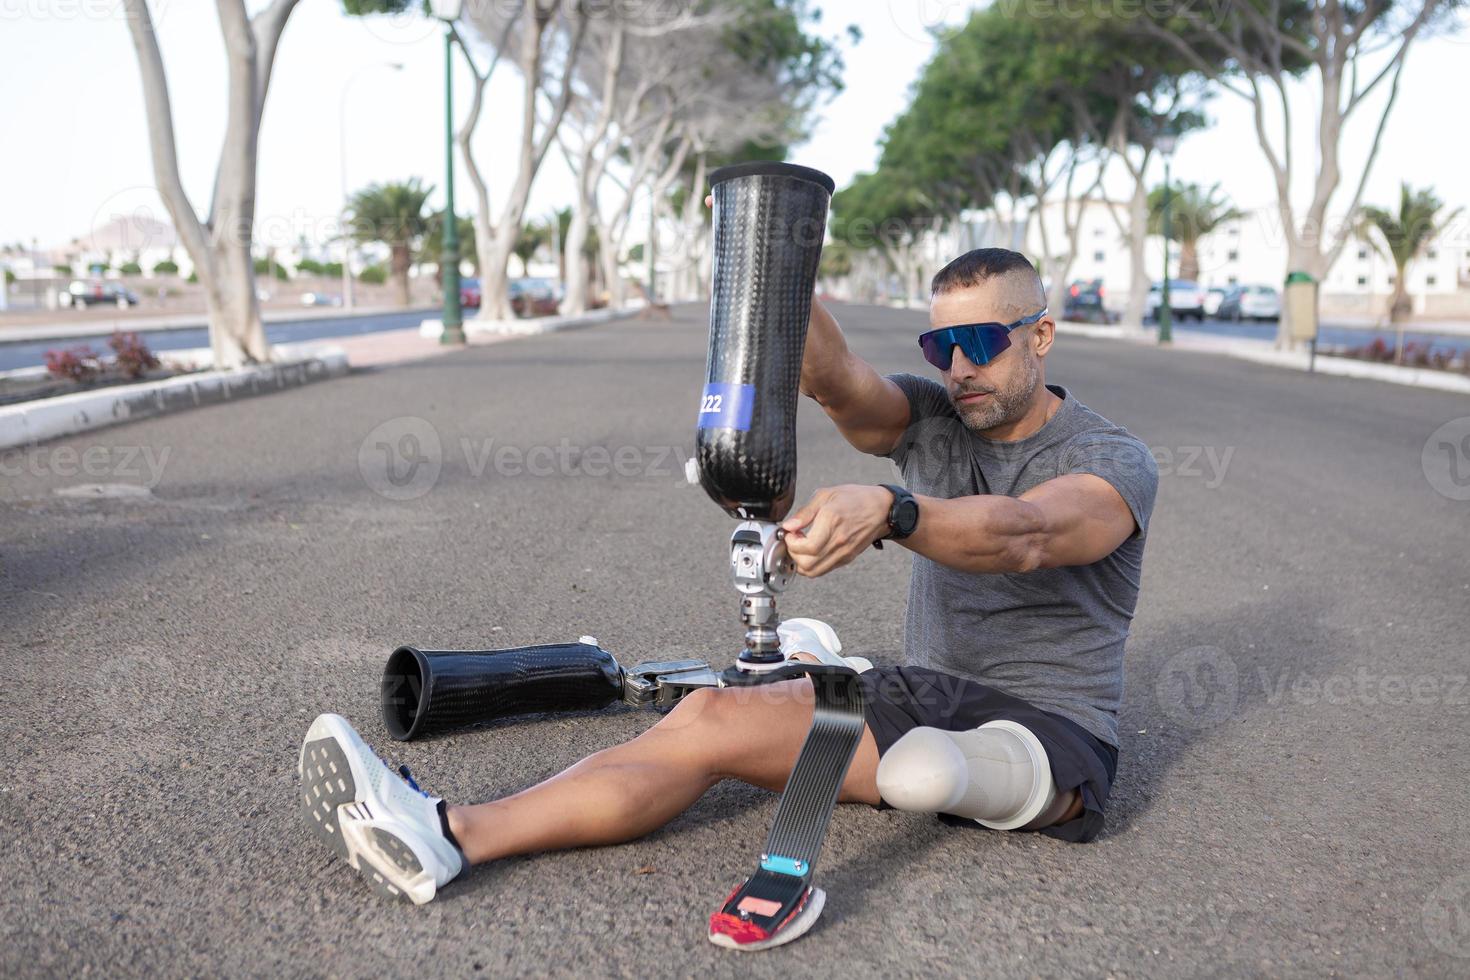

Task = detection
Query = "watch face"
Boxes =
[896,498,919,534]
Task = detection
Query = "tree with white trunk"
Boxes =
[453,1,588,322]
[1137,0,1453,345]
[122,0,301,368]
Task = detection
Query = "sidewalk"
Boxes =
[1056,319,1470,395]
[0,306,641,449]
[0,304,433,344]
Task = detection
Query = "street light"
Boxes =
[431,0,465,344]
[1155,131,1178,345]
[339,61,404,311]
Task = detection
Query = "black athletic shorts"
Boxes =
[858,666,1118,843]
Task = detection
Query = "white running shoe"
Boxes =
[778,618,873,673]
[298,713,464,905]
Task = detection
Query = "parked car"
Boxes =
[459,277,482,309]
[300,291,343,307]
[1216,284,1281,321]
[1144,279,1207,321]
[509,277,561,317]
[64,280,140,308]
[1062,278,1116,324]
[1203,286,1228,318]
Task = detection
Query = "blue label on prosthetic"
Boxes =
[761,854,806,877]
[697,382,755,431]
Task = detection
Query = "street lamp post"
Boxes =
[1155,132,1177,345]
[432,0,465,345]
[339,62,403,311]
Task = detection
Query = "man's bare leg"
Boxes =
[446,679,881,865]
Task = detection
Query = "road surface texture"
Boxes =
[3,303,1467,977]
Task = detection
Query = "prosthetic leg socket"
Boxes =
[381,640,623,741]
[696,162,833,523]
[876,720,1057,830]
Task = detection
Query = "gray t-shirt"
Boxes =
[881,375,1158,747]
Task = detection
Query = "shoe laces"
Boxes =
[397,763,431,799]
[372,748,431,799]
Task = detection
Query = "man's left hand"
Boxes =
[780,485,892,577]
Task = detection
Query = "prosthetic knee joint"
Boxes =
[876,721,1060,831]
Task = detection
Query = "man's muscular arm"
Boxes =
[781,474,1137,578]
[800,298,912,455]
[899,474,1136,574]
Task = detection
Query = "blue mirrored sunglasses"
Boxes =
[916,308,1048,371]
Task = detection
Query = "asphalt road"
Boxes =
[3,303,1468,977]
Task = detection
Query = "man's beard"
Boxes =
[948,350,1041,433]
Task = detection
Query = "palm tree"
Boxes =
[1358,183,1460,361]
[512,220,552,278]
[348,179,433,306]
[420,209,478,287]
[1148,182,1243,283]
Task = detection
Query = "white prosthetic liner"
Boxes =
[876,720,1057,830]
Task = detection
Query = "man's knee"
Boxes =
[658,680,812,730]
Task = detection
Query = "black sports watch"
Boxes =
[872,484,920,549]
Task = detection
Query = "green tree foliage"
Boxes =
[707,0,855,164]
[339,0,413,13]
[512,220,552,278]
[119,261,143,276]
[349,178,434,306]
[253,257,291,281]
[819,240,853,280]
[359,264,388,285]
[1147,182,1242,282]
[421,209,479,276]
[152,259,180,275]
[1358,183,1460,340]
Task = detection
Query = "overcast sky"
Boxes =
[1,1,1466,252]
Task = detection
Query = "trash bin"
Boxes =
[1284,271,1318,343]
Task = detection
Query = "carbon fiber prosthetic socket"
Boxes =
[697,163,833,522]
[380,642,624,741]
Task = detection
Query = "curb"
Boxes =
[0,345,348,450]
[1055,320,1470,396]
[418,306,638,340]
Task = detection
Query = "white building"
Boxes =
[912,198,1470,319]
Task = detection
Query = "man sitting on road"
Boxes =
[299,248,1159,910]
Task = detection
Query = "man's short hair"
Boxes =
[930,248,1039,296]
